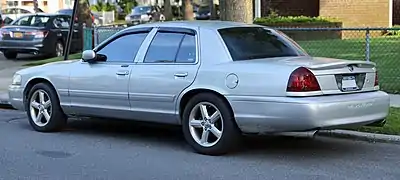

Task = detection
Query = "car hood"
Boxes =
[17,59,80,75]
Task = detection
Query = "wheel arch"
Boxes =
[23,77,61,105]
[177,88,234,122]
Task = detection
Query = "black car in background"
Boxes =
[0,13,82,59]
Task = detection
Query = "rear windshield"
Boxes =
[11,15,51,27]
[218,27,306,61]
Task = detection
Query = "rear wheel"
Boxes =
[3,51,17,59]
[182,93,242,155]
[26,82,67,132]
[52,41,64,57]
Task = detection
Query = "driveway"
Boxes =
[0,109,400,179]
[0,54,43,93]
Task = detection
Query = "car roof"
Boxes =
[130,20,266,31]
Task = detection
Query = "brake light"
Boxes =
[286,67,321,92]
[374,71,379,86]
[33,31,48,38]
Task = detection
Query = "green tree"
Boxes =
[117,0,138,14]
[219,0,253,23]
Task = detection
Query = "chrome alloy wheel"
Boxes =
[188,102,223,147]
[56,42,64,57]
[29,89,52,127]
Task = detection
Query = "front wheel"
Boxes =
[26,83,67,132]
[182,93,242,155]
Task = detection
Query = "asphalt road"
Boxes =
[1,109,400,180]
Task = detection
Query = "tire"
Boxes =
[26,82,67,132]
[182,93,242,155]
[52,41,64,57]
[3,51,17,59]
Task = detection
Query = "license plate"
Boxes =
[341,75,358,91]
[13,32,23,38]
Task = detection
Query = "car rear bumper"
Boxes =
[8,85,25,111]
[226,91,390,134]
[0,40,47,54]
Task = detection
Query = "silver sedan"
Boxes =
[8,21,390,155]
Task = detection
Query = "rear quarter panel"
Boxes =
[184,27,298,98]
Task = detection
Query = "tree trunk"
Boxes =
[163,0,173,21]
[183,0,194,20]
[220,0,253,24]
[78,0,93,28]
[77,0,93,51]
[33,0,39,12]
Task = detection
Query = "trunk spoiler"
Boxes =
[306,60,376,70]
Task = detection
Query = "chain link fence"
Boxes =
[83,26,400,94]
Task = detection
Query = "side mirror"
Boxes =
[81,50,96,62]
[82,50,107,63]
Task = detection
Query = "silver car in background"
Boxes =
[8,21,390,155]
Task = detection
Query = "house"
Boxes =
[261,0,398,27]
[0,0,74,13]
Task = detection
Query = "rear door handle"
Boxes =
[116,70,129,76]
[174,72,188,77]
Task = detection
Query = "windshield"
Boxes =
[218,27,307,61]
[11,15,51,27]
[132,6,151,14]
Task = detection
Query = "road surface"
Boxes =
[0,109,400,180]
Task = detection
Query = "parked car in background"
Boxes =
[194,5,219,20]
[56,9,100,25]
[8,21,389,156]
[125,5,165,25]
[0,13,82,59]
[1,7,44,21]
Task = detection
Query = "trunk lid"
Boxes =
[275,56,377,95]
[0,26,47,41]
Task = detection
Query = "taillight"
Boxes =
[32,31,48,38]
[374,71,379,86]
[286,67,321,92]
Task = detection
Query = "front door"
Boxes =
[129,27,200,124]
[68,30,151,119]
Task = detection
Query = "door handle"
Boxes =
[116,70,129,76]
[174,72,188,77]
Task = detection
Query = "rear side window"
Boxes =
[218,27,305,61]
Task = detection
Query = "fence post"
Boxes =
[94,25,98,47]
[365,27,370,61]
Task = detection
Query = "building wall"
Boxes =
[320,0,391,28]
[261,0,319,17]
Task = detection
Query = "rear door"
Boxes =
[128,27,200,123]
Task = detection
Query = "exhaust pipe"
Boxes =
[33,51,38,55]
[274,130,319,138]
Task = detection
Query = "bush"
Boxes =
[254,15,340,24]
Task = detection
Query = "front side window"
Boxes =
[218,27,306,61]
[12,15,51,27]
[144,31,196,63]
[97,32,149,63]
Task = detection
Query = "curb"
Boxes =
[318,130,400,144]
